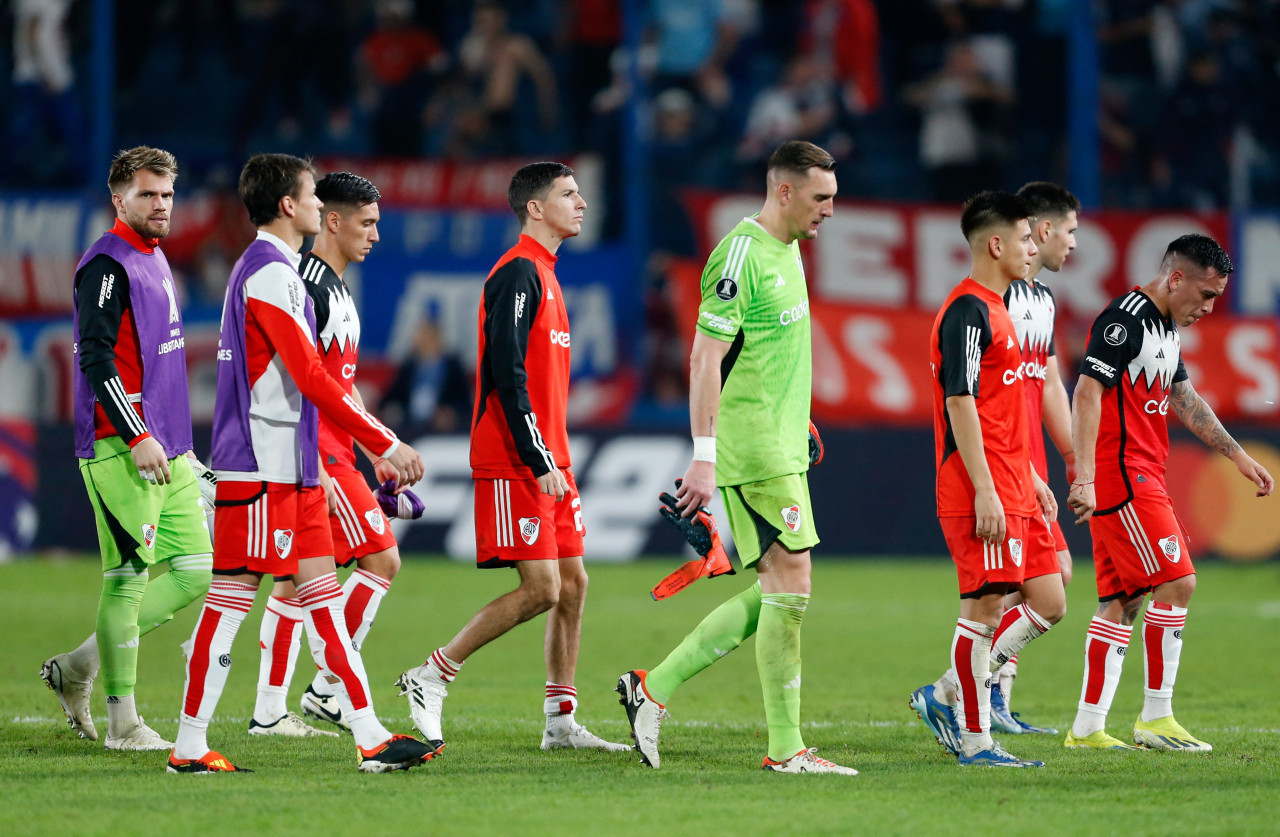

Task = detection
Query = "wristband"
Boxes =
[1071,480,1094,487]
[692,436,716,463]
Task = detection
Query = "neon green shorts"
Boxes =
[720,472,819,569]
[79,438,213,571]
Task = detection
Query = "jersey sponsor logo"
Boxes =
[519,516,541,545]
[365,509,386,535]
[779,299,810,326]
[157,336,185,355]
[550,329,571,348]
[781,505,802,533]
[1085,355,1117,379]
[98,274,115,308]
[1008,537,1023,567]
[1145,396,1170,415]
[700,311,736,333]
[514,291,526,322]
[715,277,738,301]
[1159,534,1181,563]
[162,277,181,325]
[1104,324,1128,346]
[273,528,294,559]
[287,279,302,314]
[141,523,157,549]
[341,363,357,379]
[1012,359,1047,382]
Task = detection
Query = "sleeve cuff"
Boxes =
[126,431,152,448]
[378,439,400,460]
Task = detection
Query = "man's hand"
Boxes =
[537,468,569,501]
[1232,449,1275,497]
[318,467,337,515]
[1067,481,1096,523]
[373,457,400,491]
[675,459,716,517]
[385,444,424,487]
[130,437,171,485]
[1032,471,1057,522]
[974,485,1005,545]
[652,480,734,600]
[375,479,425,520]
[808,421,824,467]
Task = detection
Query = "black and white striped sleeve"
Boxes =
[483,258,555,475]
[938,294,992,399]
[75,253,150,445]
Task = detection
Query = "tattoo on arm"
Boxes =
[1170,380,1240,458]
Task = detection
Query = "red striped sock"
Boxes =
[545,682,578,716]
[951,618,994,737]
[1141,601,1187,722]
[176,580,255,757]
[254,596,301,722]
[1070,616,1132,737]
[428,648,463,683]
[342,569,391,651]
[990,604,1051,673]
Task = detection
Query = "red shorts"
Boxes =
[1050,517,1068,553]
[1090,488,1193,600]
[474,470,585,568]
[940,513,1057,597]
[327,468,396,568]
[214,481,333,575]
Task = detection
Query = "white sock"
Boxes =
[106,693,140,737]
[68,633,100,678]
[1141,602,1187,722]
[1071,616,1133,738]
[951,618,995,756]
[254,596,302,723]
[426,648,463,683]
[174,580,256,759]
[545,683,578,733]
[990,604,1051,673]
[342,569,391,651]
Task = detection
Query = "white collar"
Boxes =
[255,230,302,270]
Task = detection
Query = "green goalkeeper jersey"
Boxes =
[695,216,812,486]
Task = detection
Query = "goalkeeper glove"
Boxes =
[375,479,425,520]
[808,420,824,467]
[652,480,734,601]
[188,458,218,507]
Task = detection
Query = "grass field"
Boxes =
[3,556,1280,836]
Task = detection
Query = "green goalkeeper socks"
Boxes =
[96,563,148,696]
[757,591,809,761]
[645,581,763,705]
[136,554,211,637]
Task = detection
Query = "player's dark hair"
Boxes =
[108,146,178,193]
[767,140,836,179]
[315,172,381,213]
[239,153,315,227]
[1016,181,1080,221]
[960,191,1032,242]
[1163,233,1234,277]
[508,162,575,225]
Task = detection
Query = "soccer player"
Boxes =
[41,146,212,751]
[616,141,857,775]
[396,162,628,754]
[168,154,434,774]
[909,191,1065,768]
[988,181,1081,735]
[1065,234,1273,751]
[248,172,409,737]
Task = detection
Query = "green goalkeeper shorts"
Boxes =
[720,472,819,569]
[79,438,213,571]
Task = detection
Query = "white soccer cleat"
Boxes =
[541,722,633,751]
[761,748,859,775]
[616,670,667,768]
[248,711,339,738]
[396,666,447,753]
[105,719,174,751]
[300,684,350,733]
[40,654,98,741]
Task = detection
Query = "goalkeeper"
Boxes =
[40,147,212,751]
[617,141,856,775]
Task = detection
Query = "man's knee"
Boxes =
[1155,573,1195,606]
[358,547,401,581]
[557,564,588,609]
[518,565,561,613]
[757,544,812,595]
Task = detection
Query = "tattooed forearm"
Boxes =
[1170,381,1241,458]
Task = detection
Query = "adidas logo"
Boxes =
[1023,310,1033,319]
[774,274,786,288]
[1007,335,1015,349]
[547,288,554,300]
[783,675,802,690]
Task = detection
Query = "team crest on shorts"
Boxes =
[365,509,386,535]
[1008,538,1023,567]
[141,523,157,549]
[781,505,802,533]
[1159,534,1180,563]
[273,528,294,559]
[519,517,541,545]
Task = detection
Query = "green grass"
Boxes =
[3,557,1280,836]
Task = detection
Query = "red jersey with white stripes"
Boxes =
[299,252,362,473]
[930,277,1037,518]
[1003,277,1057,480]
[1078,288,1187,514]
[470,234,571,479]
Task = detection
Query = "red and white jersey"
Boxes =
[300,252,361,473]
[1078,288,1187,513]
[1003,277,1057,480]
[930,277,1037,518]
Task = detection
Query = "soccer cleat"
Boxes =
[40,654,97,741]
[105,719,175,751]
[357,734,437,773]
[300,684,351,732]
[1133,716,1213,751]
[396,666,447,753]
[958,741,1045,767]
[909,684,960,756]
[616,670,667,768]
[1010,712,1059,735]
[1065,729,1140,750]
[762,748,858,775]
[541,723,633,751]
[248,711,339,738]
[989,683,1023,735]
[166,749,253,774]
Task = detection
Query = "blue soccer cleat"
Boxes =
[958,741,1045,768]
[1010,711,1059,735]
[989,683,1023,735]
[909,684,961,756]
